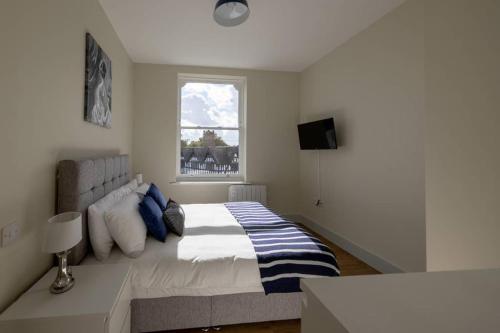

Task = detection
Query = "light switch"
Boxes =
[1,221,20,247]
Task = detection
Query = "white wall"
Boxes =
[424,0,500,271]
[133,64,300,214]
[0,0,134,312]
[299,0,426,272]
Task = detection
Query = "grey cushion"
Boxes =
[162,202,185,236]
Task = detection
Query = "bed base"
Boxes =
[131,292,302,332]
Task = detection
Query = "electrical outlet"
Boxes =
[1,221,20,247]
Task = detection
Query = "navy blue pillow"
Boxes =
[146,183,168,211]
[139,196,168,242]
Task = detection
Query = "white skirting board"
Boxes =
[284,214,404,274]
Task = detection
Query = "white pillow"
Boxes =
[104,193,147,258]
[135,182,150,195]
[88,185,133,260]
[123,179,138,192]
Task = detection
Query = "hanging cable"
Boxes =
[316,150,322,206]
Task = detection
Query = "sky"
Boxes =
[181,82,240,146]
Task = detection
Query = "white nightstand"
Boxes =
[0,264,131,333]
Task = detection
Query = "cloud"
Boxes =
[181,82,239,128]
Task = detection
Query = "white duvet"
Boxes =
[83,204,264,299]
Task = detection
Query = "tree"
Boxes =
[184,130,228,148]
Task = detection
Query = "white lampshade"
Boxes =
[42,212,82,254]
[136,173,143,185]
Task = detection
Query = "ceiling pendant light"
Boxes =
[214,0,250,27]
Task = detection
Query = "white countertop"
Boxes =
[301,269,500,333]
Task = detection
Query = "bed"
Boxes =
[56,155,339,332]
[83,203,265,298]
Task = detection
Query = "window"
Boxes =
[177,74,246,181]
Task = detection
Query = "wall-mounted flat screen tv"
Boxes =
[297,118,337,150]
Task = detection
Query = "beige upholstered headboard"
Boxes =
[56,155,130,265]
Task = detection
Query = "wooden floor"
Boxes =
[170,225,379,333]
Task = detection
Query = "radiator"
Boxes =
[228,184,267,205]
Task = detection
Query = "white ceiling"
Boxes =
[99,0,406,72]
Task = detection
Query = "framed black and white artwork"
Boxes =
[84,33,112,128]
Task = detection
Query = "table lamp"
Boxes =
[136,173,143,185]
[42,212,82,294]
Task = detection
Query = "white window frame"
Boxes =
[176,73,247,182]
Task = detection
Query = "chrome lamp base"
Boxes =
[50,250,74,294]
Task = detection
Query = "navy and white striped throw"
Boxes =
[225,201,340,294]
